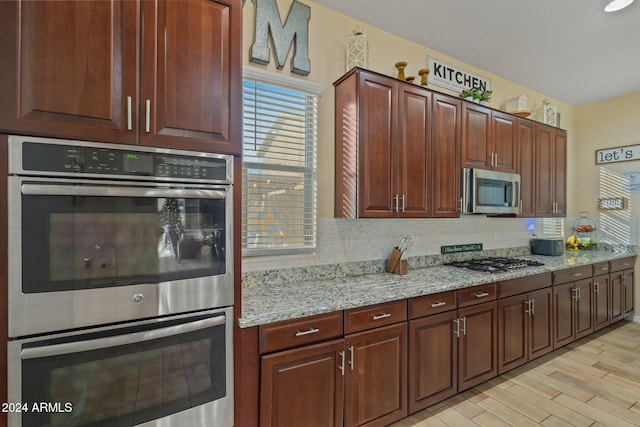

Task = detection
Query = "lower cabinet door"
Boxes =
[593,274,610,331]
[528,287,554,360]
[611,272,624,323]
[553,282,575,348]
[408,310,458,413]
[575,278,594,340]
[260,339,345,427]
[497,294,528,374]
[344,323,407,427]
[624,269,634,314]
[457,301,497,391]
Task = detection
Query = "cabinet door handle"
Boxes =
[145,99,151,133]
[454,318,460,337]
[472,291,490,298]
[371,313,392,321]
[348,345,354,370]
[127,96,133,130]
[461,316,467,336]
[339,350,345,375]
[524,300,531,315]
[572,288,578,300]
[401,195,406,212]
[594,281,599,294]
[531,299,535,316]
[494,152,498,167]
[393,194,399,212]
[295,327,320,337]
[430,301,447,308]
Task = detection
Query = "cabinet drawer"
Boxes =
[593,262,610,276]
[344,300,407,334]
[409,290,456,319]
[610,257,636,272]
[458,283,496,307]
[497,273,552,299]
[259,311,343,354]
[553,266,591,284]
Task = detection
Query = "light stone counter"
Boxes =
[238,249,636,328]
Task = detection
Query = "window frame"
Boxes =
[241,67,323,256]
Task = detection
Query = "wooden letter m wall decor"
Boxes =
[250,0,311,76]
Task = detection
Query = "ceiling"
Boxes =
[311,0,640,106]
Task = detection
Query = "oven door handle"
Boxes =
[20,315,226,360]
[21,184,227,199]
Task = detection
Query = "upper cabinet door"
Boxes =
[432,94,461,218]
[461,103,491,169]
[491,111,517,173]
[140,0,242,154]
[0,0,138,143]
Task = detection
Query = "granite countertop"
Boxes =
[238,250,636,328]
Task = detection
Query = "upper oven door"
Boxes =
[8,177,234,337]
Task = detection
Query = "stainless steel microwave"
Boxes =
[461,168,521,214]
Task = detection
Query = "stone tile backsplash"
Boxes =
[242,216,543,286]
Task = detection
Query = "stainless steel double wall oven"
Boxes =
[6,135,234,426]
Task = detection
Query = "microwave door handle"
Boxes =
[20,315,226,360]
[21,184,227,200]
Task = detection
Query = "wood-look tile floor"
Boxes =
[391,321,640,427]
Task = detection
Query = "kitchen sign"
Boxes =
[427,56,491,93]
[596,144,640,164]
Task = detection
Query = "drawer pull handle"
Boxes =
[295,327,320,337]
[372,313,392,320]
[430,301,447,308]
[473,291,490,298]
[572,273,583,277]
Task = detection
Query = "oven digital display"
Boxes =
[122,152,154,175]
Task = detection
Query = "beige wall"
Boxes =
[573,91,640,214]
[242,0,575,219]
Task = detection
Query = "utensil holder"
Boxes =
[385,247,402,273]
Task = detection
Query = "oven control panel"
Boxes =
[18,141,231,182]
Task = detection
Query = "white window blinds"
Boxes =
[242,69,321,255]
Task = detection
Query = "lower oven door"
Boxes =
[7,307,233,427]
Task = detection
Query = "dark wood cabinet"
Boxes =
[457,301,498,391]
[593,273,611,331]
[140,0,241,153]
[334,69,435,218]
[553,278,593,348]
[516,119,536,217]
[432,94,462,217]
[497,287,553,374]
[397,85,432,217]
[260,339,345,427]
[461,103,516,173]
[610,257,636,323]
[0,0,137,143]
[344,323,407,427]
[0,0,241,154]
[408,311,458,413]
[535,125,567,217]
[260,303,407,427]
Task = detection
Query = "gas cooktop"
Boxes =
[445,257,544,273]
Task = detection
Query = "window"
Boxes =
[242,68,322,255]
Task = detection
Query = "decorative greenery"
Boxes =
[459,87,478,99]
[480,90,493,102]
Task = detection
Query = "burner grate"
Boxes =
[445,257,544,273]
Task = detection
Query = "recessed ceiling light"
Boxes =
[605,0,634,12]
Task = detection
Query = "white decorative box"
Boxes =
[503,95,528,113]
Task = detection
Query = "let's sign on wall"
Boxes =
[596,144,640,164]
[250,0,311,76]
